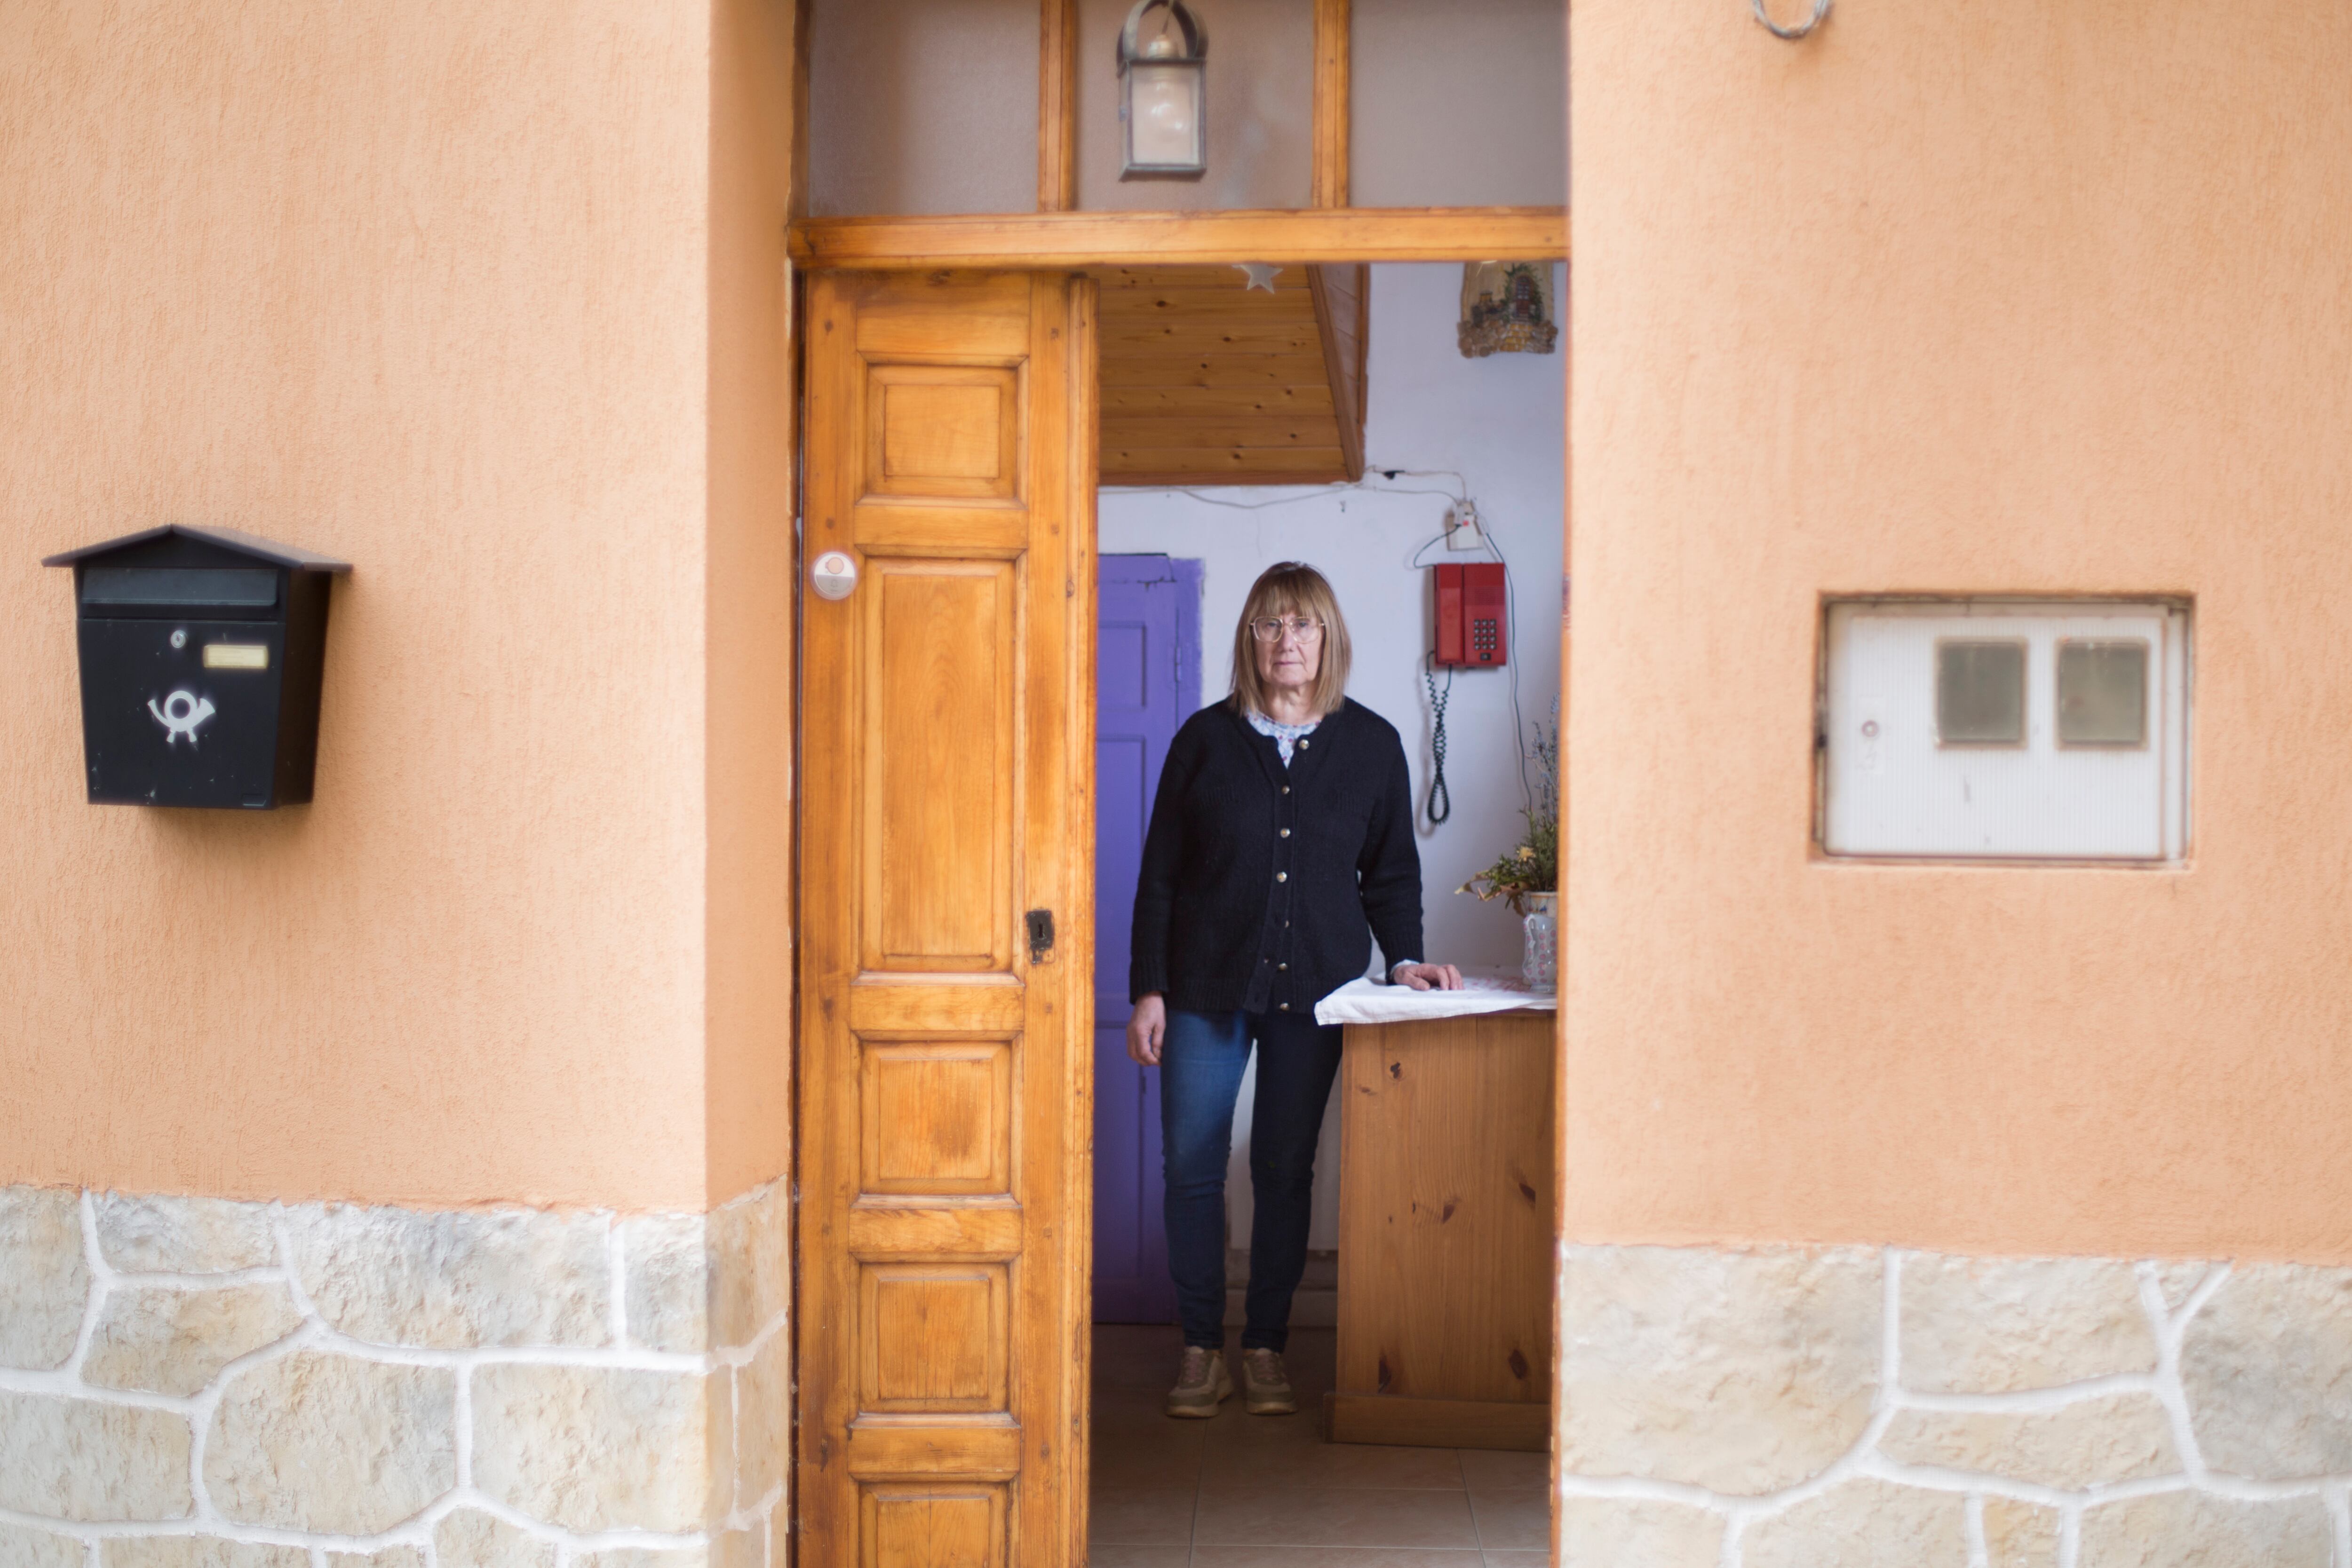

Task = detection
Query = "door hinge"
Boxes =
[1026,908,1056,964]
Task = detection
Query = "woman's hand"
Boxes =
[1393,962,1463,991]
[1127,993,1168,1065]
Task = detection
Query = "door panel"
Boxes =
[864,561,1015,971]
[802,271,1097,1568]
[861,1263,1009,1410]
[868,366,1023,500]
[864,1486,1008,1568]
[860,1041,1013,1195]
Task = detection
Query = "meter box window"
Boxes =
[44,525,350,809]
[1821,598,2190,861]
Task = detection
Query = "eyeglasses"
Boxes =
[1250,616,1325,643]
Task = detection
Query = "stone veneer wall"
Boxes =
[1558,1246,2352,1567]
[0,1182,786,1568]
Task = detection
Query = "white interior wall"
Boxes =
[1099,261,1565,1253]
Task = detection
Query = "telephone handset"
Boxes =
[1432,562,1507,667]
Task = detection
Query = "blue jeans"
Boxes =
[1159,1007,1344,1351]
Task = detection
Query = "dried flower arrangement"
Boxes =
[1458,711,1559,913]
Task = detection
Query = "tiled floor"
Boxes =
[1089,1325,1550,1568]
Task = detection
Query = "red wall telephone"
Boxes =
[1433,562,1507,666]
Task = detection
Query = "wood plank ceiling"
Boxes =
[1092,264,1367,488]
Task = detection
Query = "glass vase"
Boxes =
[1520,890,1557,991]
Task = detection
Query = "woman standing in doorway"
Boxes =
[1128,561,1462,1418]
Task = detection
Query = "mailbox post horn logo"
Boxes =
[148,689,216,747]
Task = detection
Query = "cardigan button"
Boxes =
[1278,963,1287,971]
[1279,1003,1291,1011]
[1282,785,1291,794]
[1275,872,1287,882]
[1297,739,1309,748]
[1279,828,1291,838]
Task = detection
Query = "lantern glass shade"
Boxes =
[1119,0,1208,179]
[1127,62,1203,171]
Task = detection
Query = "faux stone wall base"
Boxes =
[0,1183,786,1568]
[1561,1244,2352,1567]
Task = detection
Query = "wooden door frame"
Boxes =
[789,214,1568,1567]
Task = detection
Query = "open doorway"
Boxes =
[1085,261,1564,1562]
[792,259,1562,1567]
[787,0,1568,1542]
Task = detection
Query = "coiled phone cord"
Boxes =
[1423,657,1454,826]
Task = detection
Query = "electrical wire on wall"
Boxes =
[1404,482,1534,823]
[1128,465,1535,825]
[1492,529,1534,819]
[1147,474,1470,515]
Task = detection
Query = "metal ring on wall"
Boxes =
[1752,0,1832,40]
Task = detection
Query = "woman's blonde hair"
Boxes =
[1229,562,1352,719]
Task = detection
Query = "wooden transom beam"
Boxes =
[790,206,1567,269]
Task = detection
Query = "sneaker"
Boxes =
[1239,1347,1297,1415]
[1165,1346,1232,1418]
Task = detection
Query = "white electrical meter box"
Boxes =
[1821,598,2191,861]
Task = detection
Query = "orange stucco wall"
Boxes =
[0,3,797,1211]
[1566,0,2352,1259]
[705,0,800,1206]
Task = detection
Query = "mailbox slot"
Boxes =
[81,567,278,612]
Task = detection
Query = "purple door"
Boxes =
[1094,554,1201,1323]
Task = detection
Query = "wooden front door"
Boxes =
[798,271,1097,1568]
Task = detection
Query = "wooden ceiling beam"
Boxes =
[1307,263,1367,482]
[1102,323,1325,353]
[1103,448,1352,480]
[1101,385,1338,416]
[1096,353,1335,388]
[1101,417,1345,447]
[790,206,1568,269]
[1091,266,1321,289]
[1095,297,1323,322]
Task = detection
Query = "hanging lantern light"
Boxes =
[1118,0,1208,181]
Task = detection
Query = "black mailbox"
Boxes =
[44,525,351,809]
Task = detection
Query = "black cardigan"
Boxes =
[1129,699,1425,1015]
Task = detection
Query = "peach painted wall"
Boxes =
[0,3,797,1211]
[705,0,801,1206]
[1567,0,2352,1259]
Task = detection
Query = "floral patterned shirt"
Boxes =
[1244,708,1319,766]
